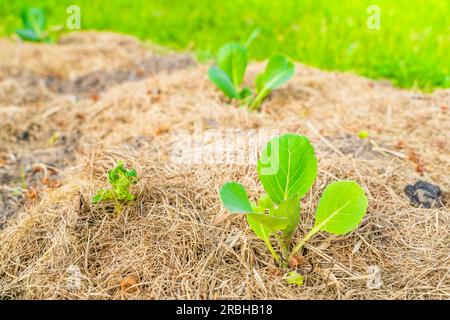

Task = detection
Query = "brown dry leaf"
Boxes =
[394,140,407,150]
[435,139,446,150]
[147,87,162,102]
[75,112,86,122]
[41,176,49,185]
[135,67,144,77]
[32,164,44,174]
[407,149,427,174]
[90,94,100,102]
[42,178,61,189]
[120,275,139,293]
[416,161,426,174]
[268,267,282,277]
[407,149,421,163]
[50,181,62,189]
[25,187,38,200]
[154,124,170,136]
[289,255,300,268]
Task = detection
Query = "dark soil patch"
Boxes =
[46,54,196,96]
[0,138,77,228]
[404,181,444,208]
[0,54,195,106]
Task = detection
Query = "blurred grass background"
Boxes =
[1,0,449,90]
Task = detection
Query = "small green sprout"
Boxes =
[92,161,138,213]
[15,8,52,43]
[219,134,368,284]
[208,34,295,110]
[358,130,369,139]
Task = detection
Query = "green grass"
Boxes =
[1,0,449,90]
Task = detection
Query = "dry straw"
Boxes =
[0,32,448,299]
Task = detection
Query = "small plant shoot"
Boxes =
[92,161,138,213]
[208,35,295,110]
[219,133,368,284]
[250,55,295,109]
[285,271,304,286]
[358,130,369,139]
[15,8,52,43]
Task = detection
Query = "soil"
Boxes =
[404,181,444,208]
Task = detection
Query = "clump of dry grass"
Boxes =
[0,32,145,79]
[1,146,448,299]
[0,32,448,299]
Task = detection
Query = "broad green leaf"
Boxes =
[126,169,137,178]
[219,182,253,213]
[15,29,39,42]
[219,182,287,229]
[108,169,117,183]
[21,8,45,34]
[246,193,275,246]
[286,271,304,286]
[260,55,295,91]
[257,194,275,212]
[257,134,317,204]
[314,181,368,235]
[217,43,247,87]
[208,66,239,98]
[250,55,295,109]
[271,194,300,240]
[247,214,271,242]
[247,214,282,263]
[247,213,287,230]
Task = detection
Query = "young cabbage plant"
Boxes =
[15,8,52,43]
[207,42,252,102]
[92,161,138,214]
[208,39,295,110]
[219,134,368,283]
[249,55,295,110]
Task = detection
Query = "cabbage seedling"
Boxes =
[15,8,52,43]
[207,42,252,101]
[92,161,138,213]
[219,134,368,283]
[208,39,295,110]
[249,55,295,110]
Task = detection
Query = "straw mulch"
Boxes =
[0,32,448,300]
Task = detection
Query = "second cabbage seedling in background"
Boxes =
[15,7,53,43]
[208,40,295,110]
